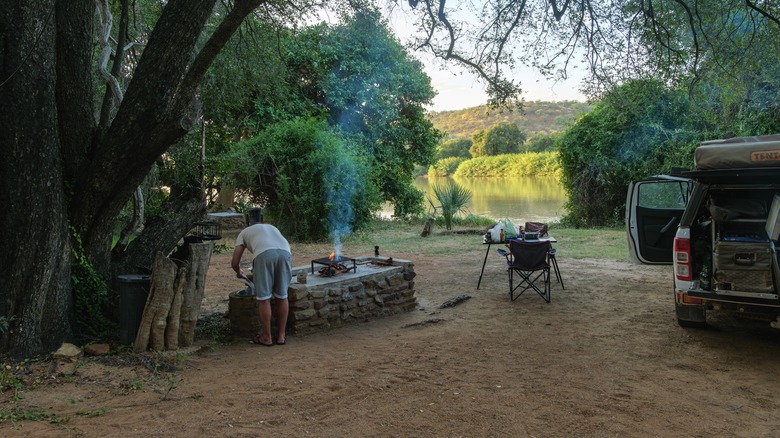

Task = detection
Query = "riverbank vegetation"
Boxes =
[427,152,561,178]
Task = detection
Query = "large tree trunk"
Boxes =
[0,0,266,358]
[0,1,73,356]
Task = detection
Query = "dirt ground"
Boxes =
[4,242,780,437]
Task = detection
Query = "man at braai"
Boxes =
[231,221,292,346]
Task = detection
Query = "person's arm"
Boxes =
[231,245,245,278]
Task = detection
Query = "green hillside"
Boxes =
[428,100,591,139]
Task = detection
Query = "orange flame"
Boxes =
[329,251,335,260]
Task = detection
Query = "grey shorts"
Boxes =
[252,249,292,300]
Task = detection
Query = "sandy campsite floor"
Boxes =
[4,239,780,437]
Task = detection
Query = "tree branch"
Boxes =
[96,0,124,106]
[746,0,780,27]
[98,0,132,129]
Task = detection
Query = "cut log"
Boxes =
[164,263,187,350]
[178,242,213,346]
[133,252,177,352]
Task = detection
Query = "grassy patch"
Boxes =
[323,219,628,262]
[548,225,629,261]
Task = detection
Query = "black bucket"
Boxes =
[117,274,151,345]
[248,208,263,225]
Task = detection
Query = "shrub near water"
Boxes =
[428,157,466,176]
[454,151,561,177]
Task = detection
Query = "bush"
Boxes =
[428,157,466,176]
[227,118,381,241]
[454,152,561,177]
[429,181,472,230]
[523,132,561,152]
[436,137,472,159]
[469,122,527,157]
[557,79,700,227]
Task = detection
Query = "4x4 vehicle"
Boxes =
[626,135,780,328]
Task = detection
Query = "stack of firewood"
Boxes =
[133,242,213,353]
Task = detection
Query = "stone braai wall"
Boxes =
[286,257,417,336]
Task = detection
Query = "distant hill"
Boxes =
[427,100,591,139]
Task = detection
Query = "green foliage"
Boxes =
[469,122,526,157]
[289,11,441,218]
[388,184,427,220]
[210,10,440,221]
[523,132,561,152]
[728,68,780,136]
[557,79,701,227]
[0,404,64,425]
[429,157,466,176]
[70,228,117,339]
[454,152,561,178]
[436,137,472,159]
[428,101,591,139]
[211,243,232,255]
[434,213,495,229]
[227,118,380,241]
[429,181,473,230]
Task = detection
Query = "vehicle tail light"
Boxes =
[674,237,692,281]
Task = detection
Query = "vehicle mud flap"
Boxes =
[676,301,706,323]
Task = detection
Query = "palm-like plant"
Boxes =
[430,181,472,230]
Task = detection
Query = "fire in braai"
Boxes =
[311,252,357,277]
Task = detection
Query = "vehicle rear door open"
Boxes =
[626,176,691,264]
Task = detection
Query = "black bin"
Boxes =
[248,208,263,225]
[117,274,151,345]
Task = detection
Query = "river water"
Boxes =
[383,175,567,225]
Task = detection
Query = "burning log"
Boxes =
[318,262,350,277]
[311,255,357,275]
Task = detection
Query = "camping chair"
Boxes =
[497,240,551,302]
[524,221,564,289]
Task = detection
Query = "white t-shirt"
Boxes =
[235,224,291,259]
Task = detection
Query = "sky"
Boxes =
[421,57,588,112]
[386,6,588,112]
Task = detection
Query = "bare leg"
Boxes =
[275,298,289,344]
[256,299,273,345]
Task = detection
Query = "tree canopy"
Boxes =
[469,122,526,157]
[205,9,441,234]
[557,79,701,226]
[405,1,780,107]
